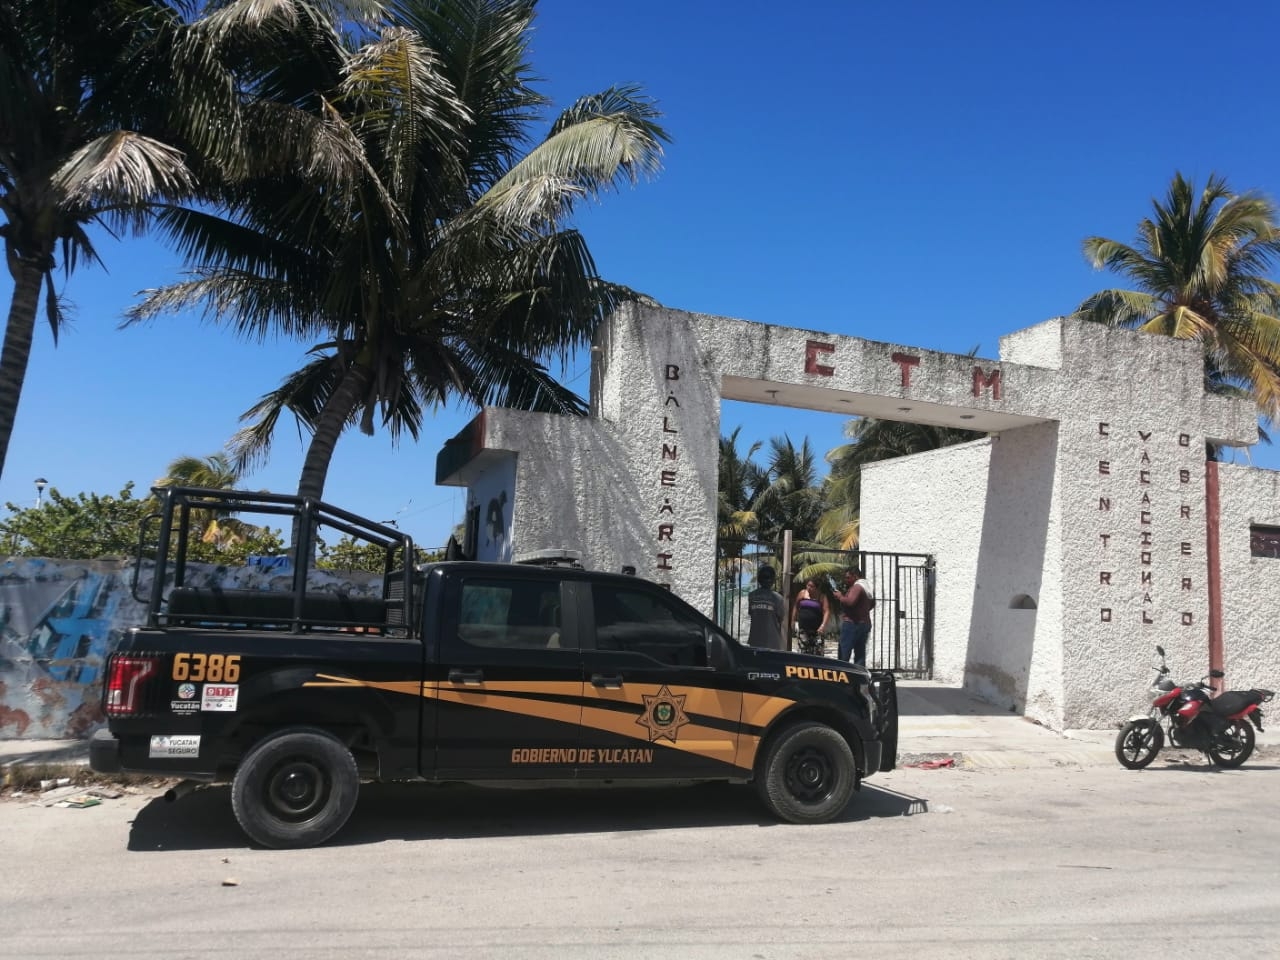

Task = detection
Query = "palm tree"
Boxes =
[752,435,825,547]
[132,0,669,507]
[717,427,764,545]
[155,451,249,548]
[1071,172,1280,430]
[818,417,984,548]
[0,1,245,481]
[714,427,766,604]
[157,452,242,492]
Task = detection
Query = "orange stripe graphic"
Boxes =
[302,673,810,773]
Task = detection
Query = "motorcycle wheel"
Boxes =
[1115,719,1163,769]
[1207,721,1255,768]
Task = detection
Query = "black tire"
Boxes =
[756,722,857,824]
[1208,720,1255,768]
[1115,718,1163,770]
[231,727,360,849]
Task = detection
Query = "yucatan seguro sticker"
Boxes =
[149,735,201,758]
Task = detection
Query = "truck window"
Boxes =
[457,579,567,649]
[592,585,707,667]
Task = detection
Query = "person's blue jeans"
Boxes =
[839,621,871,666]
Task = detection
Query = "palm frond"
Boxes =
[1075,172,1280,436]
[481,87,668,226]
[53,131,196,205]
[1070,288,1160,328]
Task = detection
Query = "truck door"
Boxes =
[577,580,742,779]
[429,572,583,778]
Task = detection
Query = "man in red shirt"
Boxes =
[833,566,874,667]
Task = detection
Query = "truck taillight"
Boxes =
[104,655,159,717]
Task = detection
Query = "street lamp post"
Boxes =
[34,477,47,507]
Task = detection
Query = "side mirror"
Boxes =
[1210,669,1225,679]
[707,633,731,671]
[1156,645,1165,657]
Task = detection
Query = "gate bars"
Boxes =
[714,539,935,678]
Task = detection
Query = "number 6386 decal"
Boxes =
[172,652,241,683]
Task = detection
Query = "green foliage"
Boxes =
[155,452,241,490]
[315,534,438,572]
[717,431,827,552]
[1071,172,1280,435]
[184,526,287,565]
[717,427,764,549]
[0,484,154,559]
[818,417,984,548]
[752,435,825,546]
[315,535,395,573]
[131,0,671,506]
[0,0,237,479]
[718,416,985,559]
[0,481,284,562]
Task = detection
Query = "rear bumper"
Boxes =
[89,728,218,780]
[89,729,122,773]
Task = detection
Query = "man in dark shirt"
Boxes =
[747,565,786,650]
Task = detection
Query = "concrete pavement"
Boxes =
[0,680,1134,785]
[895,679,1117,768]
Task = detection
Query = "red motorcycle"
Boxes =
[1115,645,1274,770]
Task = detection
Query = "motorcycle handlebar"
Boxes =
[1151,656,1218,692]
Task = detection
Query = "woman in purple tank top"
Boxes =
[791,579,831,655]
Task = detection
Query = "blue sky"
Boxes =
[5,0,1280,548]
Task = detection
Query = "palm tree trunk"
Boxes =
[0,261,45,481]
[296,363,370,504]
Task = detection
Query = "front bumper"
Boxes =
[863,738,883,776]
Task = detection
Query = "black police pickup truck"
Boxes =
[92,486,898,848]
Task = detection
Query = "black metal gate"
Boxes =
[713,539,934,678]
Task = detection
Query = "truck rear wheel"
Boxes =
[756,722,857,824]
[231,728,359,849]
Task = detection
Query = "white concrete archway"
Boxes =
[437,303,1268,728]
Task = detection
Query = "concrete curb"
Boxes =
[0,740,93,789]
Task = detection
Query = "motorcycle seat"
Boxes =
[1212,690,1267,716]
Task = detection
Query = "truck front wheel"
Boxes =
[756,722,857,824]
[231,728,360,849]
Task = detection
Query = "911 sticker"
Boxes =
[149,735,200,758]
[201,685,239,712]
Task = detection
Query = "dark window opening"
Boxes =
[458,579,565,649]
[1251,525,1280,559]
[593,586,707,667]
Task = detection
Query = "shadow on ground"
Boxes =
[127,779,934,852]
[896,684,1013,717]
[1125,753,1280,774]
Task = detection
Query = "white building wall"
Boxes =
[972,423,1065,727]
[860,442,989,686]
[466,456,516,563]
[861,425,1066,727]
[1216,465,1280,691]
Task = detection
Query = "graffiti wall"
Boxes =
[0,557,381,740]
